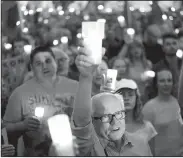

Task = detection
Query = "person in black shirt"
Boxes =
[143,24,165,64]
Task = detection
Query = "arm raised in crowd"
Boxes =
[71,46,98,156]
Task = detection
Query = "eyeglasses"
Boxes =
[93,110,125,123]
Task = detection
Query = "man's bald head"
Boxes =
[91,93,124,117]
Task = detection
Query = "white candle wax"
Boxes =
[106,69,118,90]
[48,114,74,156]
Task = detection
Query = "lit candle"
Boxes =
[35,107,44,118]
[48,114,74,156]
[24,45,32,54]
[82,21,105,65]
[127,28,135,39]
[101,69,118,92]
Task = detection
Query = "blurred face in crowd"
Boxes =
[179,37,183,50]
[163,38,178,56]
[112,59,127,81]
[32,52,57,81]
[157,70,173,95]
[93,61,108,86]
[13,41,25,56]
[119,89,136,111]
[56,52,70,76]
[129,44,143,59]
[92,94,125,141]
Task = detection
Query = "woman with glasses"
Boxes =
[142,68,183,156]
[71,45,152,156]
[115,79,157,155]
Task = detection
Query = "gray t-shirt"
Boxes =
[3,76,78,156]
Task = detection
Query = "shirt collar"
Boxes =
[98,132,134,149]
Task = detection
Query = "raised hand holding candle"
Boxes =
[48,114,75,156]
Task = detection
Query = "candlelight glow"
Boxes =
[4,43,12,50]
[59,10,64,15]
[24,45,32,54]
[144,70,155,78]
[36,8,43,12]
[48,114,74,156]
[105,8,112,13]
[28,10,34,15]
[53,40,59,46]
[35,107,44,118]
[16,21,20,26]
[84,15,90,20]
[162,14,167,20]
[176,49,183,58]
[61,37,68,44]
[69,8,75,13]
[77,33,82,39]
[98,5,104,10]
[49,8,54,13]
[23,28,28,33]
[127,28,135,35]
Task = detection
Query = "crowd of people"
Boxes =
[1,4,183,157]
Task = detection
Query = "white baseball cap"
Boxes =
[115,79,138,91]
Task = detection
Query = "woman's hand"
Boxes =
[1,144,15,157]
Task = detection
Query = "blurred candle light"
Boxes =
[65,16,70,20]
[69,8,75,13]
[59,10,64,15]
[35,107,44,118]
[171,7,175,12]
[36,8,43,12]
[28,10,34,15]
[77,33,82,39]
[61,36,68,44]
[149,1,153,5]
[105,8,112,13]
[24,10,28,16]
[180,11,183,15]
[84,15,90,20]
[24,45,32,54]
[97,19,106,23]
[169,16,173,20]
[38,17,43,22]
[4,43,12,50]
[21,6,26,11]
[23,27,28,33]
[175,29,179,34]
[57,6,63,11]
[144,70,155,78]
[53,40,59,46]
[127,28,135,35]
[49,8,54,13]
[44,19,49,24]
[117,16,125,27]
[176,49,183,58]
[162,14,168,20]
[129,7,134,11]
[139,7,145,13]
[48,114,74,156]
[16,21,20,26]
[98,5,104,10]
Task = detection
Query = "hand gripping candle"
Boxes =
[82,21,105,65]
[48,114,75,156]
